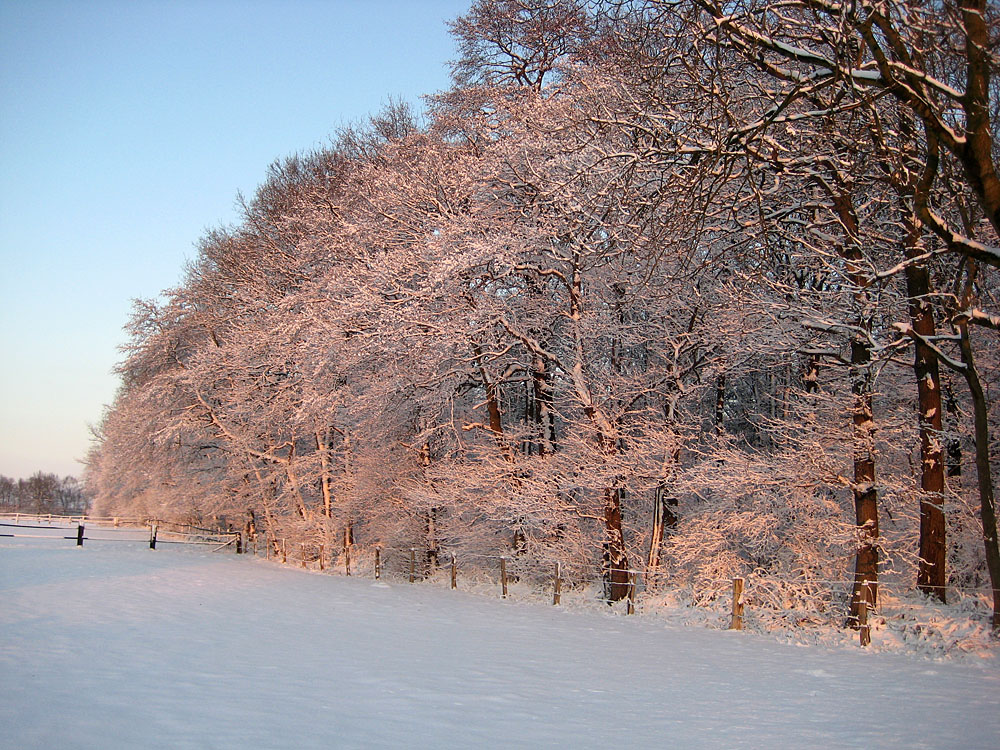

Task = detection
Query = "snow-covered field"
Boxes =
[2,533,998,749]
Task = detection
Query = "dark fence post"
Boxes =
[149,523,158,550]
[76,524,84,547]
[450,553,458,590]
[375,548,382,580]
[500,557,509,599]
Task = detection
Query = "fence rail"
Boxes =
[1,516,240,551]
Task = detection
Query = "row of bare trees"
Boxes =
[85,0,999,628]
[0,473,88,516]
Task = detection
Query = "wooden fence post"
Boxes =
[730,577,745,630]
[553,562,562,605]
[236,531,244,554]
[375,548,382,580]
[76,524,85,547]
[859,581,872,647]
[281,538,287,564]
[450,553,458,589]
[627,571,637,615]
[149,523,158,550]
[319,544,326,571]
[409,548,417,583]
[500,557,509,599]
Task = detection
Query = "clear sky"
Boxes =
[0,0,471,480]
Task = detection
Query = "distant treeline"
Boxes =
[0,473,89,515]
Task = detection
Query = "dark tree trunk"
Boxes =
[244,508,257,543]
[532,354,556,455]
[955,316,1000,630]
[472,341,512,461]
[849,337,880,623]
[603,487,631,602]
[523,376,533,455]
[905,254,947,602]
[828,189,882,623]
[715,374,726,430]
[646,479,678,575]
[944,378,963,478]
[315,428,334,518]
[418,438,439,572]
[803,354,820,394]
[425,508,439,572]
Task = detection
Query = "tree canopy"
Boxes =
[86,0,1000,629]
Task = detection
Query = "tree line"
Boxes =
[0,473,89,516]
[85,0,1000,629]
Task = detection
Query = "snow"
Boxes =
[2,534,999,749]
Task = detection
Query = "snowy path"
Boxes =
[2,539,997,749]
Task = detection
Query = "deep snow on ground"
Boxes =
[2,532,999,749]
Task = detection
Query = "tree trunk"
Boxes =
[284,442,310,521]
[472,341,514,462]
[955,316,1000,630]
[603,486,631,602]
[425,508,439,572]
[315,428,334,518]
[647,428,680,577]
[803,354,820,394]
[532,354,556,455]
[905,252,947,602]
[828,189,882,622]
[849,337,880,623]
[418,438,438,572]
[715,374,726,430]
[646,478,678,574]
[957,0,1000,240]
[944,378,963,479]
[244,508,257,543]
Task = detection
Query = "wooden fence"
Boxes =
[6,514,988,649]
[0,514,240,551]
[243,532,997,649]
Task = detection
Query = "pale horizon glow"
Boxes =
[0,0,470,480]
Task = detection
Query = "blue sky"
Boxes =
[0,0,471,479]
